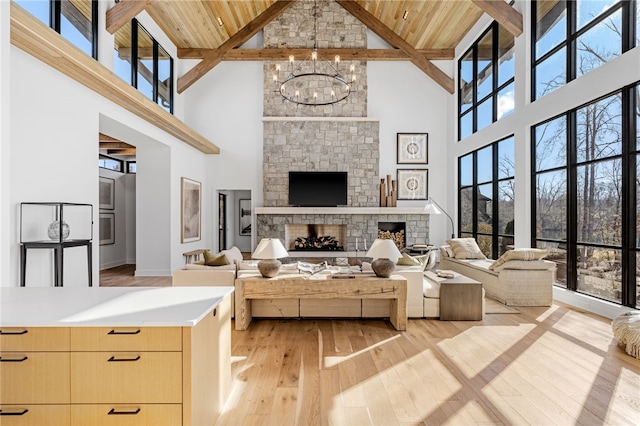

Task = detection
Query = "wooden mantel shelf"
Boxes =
[10,2,220,155]
[256,207,428,215]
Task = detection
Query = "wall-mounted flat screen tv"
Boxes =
[288,171,348,207]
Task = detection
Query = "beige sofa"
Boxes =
[438,247,556,306]
[173,258,437,319]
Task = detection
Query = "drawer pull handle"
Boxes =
[108,408,141,415]
[108,355,140,362]
[108,329,141,335]
[0,408,29,416]
[0,329,28,335]
[0,355,28,362]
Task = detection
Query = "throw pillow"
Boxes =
[220,246,243,265]
[203,250,230,266]
[397,252,422,266]
[445,238,486,259]
[491,259,554,272]
[488,248,549,270]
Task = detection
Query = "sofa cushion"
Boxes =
[183,263,236,271]
[203,251,231,266]
[446,238,486,259]
[397,252,422,266]
[440,245,454,258]
[238,260,260,270]
[491,259,556,272]
[423,277,440,298]
[221,246,243,265]
[488,248,549,270]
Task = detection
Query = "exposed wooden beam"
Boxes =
[177,47,455,61]
[99,133,121,143]
[100,142,135,150]
[177,0,296,94]
[106,0,153,35]
[61,0,92,40]
[471,0,523,37]
[107,148,137,156]
[335,0,454,94]
[11,2,219,154]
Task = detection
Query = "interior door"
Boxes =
[218,193,226,252]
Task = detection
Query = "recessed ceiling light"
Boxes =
[217,17,224,26]
[402,10,409,20]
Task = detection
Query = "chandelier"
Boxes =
[272,0,356,106]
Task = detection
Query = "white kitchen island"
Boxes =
[0,286,233,426]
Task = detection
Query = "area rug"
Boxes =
[484,297,519,314]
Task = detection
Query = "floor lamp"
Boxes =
[423,197,455,239]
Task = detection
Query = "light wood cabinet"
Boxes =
[0,405,70,425]
[70,404,182,426]
[0,352,70,404]
[70,352,183,403]
[70,327,181,352]
[0,296,232,426]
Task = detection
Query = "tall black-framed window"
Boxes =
[113,19,174,114]
[458,21,515,141]
[532,82,639,309]
[532,0,638,101]
[15,0,98,59]
[458,136,515,259]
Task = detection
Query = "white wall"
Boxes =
[124,173,136,263]
[6,44,212,286]
[0,0,10,286]
[183,53,264,252]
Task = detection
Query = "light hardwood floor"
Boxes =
[100,266,640,425]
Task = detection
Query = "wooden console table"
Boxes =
[235,274,407,331]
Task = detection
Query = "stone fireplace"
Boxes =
[255,1,431,251]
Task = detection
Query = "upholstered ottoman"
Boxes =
[612,312,640,359]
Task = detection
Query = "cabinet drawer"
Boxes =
[70,404,182,426]
[70,327,181,352]
[0,353,70,404]
[0,328,69,352]
[71,352,182,403]
[0,405,70,426]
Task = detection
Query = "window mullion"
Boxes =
[91,0,98,60]
[153,42,159,104]
[492,140,500,259]
[567,0,576,83]
[567,109,578,292]
[51,0,61,32]
[131,19,138,88]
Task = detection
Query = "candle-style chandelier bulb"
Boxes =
[271,0,356,106]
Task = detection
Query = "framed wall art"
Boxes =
[99,176,115,210]
[397,169,428,200]
[181,177,202,243]
[397,133,428,164]
[99,213,115,245]
[239,199,251,236]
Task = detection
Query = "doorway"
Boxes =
[218,193,226,252]
[217,189,251,253]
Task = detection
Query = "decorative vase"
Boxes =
[48,220,70,241]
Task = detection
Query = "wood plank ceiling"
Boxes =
[107,0,523,95]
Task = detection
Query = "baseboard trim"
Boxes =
[135,269,171,277]
[553,287,638,319]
